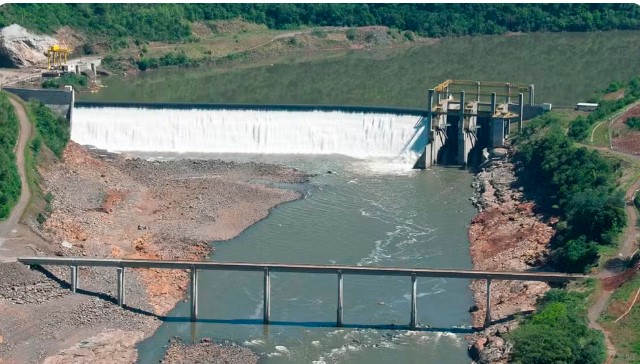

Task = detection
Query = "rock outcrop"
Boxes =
[0,24,57,68]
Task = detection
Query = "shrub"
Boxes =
[0,92,21,219]
[311,28,326,38]
[28,101,70,158]
[627,116,640,131]
[403,30,415,41]
[346,28,358,41]
[509,289,606,364]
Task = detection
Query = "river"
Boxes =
[134,155,476,363]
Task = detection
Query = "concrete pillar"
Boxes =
[476,82,480,102]
[337,270,344,327]
[458,91,466,165]
[70,266,78,293]
[117,267,125,306]
[90,63,96,77]
[410,274,417,329]
[263,268,271,324]
[528,85,535,105]
[505,83,511,104]
[74,64,79,74]
[490,93,497,116]
[518,93,524,133]
[190,268,198,321]
[484,279,492,328]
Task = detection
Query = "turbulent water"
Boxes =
[72,107,427,164]
[70,107,476,363]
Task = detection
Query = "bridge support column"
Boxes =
[528,85,535,105]
[484,279,492,328]
[70,266,78,293]
[410,274,417,329]
[190,268,198,322]
[263,268,271,324]
[518,93,524,133]
[337,270,344,327]
[117,267,125,307]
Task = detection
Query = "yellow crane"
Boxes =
[46,44,72,70]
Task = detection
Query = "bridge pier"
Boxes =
[190,268,199,321]
[484,279,492,328]
[263,268,271,324]
[70,266,78,293]
[337,270,344,327]
[410,274,417,329]
[117,267,125,306]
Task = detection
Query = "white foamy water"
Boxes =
[71,107,426,164]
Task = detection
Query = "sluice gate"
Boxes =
[417,80,537,168]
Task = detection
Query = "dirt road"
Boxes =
[0,96,32,262]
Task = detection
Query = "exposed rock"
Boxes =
[161,337,258,364]
[0,24,58,68]
[42,329,144,364]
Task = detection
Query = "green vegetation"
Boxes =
[137,51,194,71]
[627,116,640,131]
[568,78,640,141]
[0,92,20,220]
[516,112,626,273]
[41,73,88,90]
[509,286,606,364]
[0,4,639,42]
[601,274,640,363]
[27,101,69,158]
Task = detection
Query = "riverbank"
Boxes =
[0,142,308,363]
[465,148,555,363]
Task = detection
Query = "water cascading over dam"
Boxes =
[71,105,428,165]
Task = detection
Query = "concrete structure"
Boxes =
[420,80,536,167]
[61,57,101,77]
[17,256,585,329]
[3,85,74,120]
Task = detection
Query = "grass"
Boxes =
[601,274,640,364]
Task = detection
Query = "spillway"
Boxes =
[71,106,427,164]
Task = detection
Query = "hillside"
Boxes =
[0,4,639,43]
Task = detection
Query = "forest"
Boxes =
[0,4,638,41]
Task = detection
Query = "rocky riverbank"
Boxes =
[0,142,308,363]
[465,149,555,363]
[161,337,258,364]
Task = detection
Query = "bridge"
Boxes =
[17,257,585,329]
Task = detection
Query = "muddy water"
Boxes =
[135,156,476,363]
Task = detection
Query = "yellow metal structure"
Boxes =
[434,79,531,98]
[46,44,72,70]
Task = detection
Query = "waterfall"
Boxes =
[72,107,426,163]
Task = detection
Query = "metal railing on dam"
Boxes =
[74,101,429,116]
[17,257,586,329]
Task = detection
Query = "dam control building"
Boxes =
[418,80,536,168]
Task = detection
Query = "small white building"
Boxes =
[575,102,598,111]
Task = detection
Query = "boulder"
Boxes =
[0,24,58,68]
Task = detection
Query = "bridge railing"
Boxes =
[17,257,585,329]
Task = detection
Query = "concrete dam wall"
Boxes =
[72,103,429,166]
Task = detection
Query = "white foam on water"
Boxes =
[72,107,426,169]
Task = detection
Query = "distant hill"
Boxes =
[0,4,639,42]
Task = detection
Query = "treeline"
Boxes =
[0,92,20,219]
[515,113,625,273]
[0,4,639,42]
[508,287,606,364]
[568,77,640,141]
